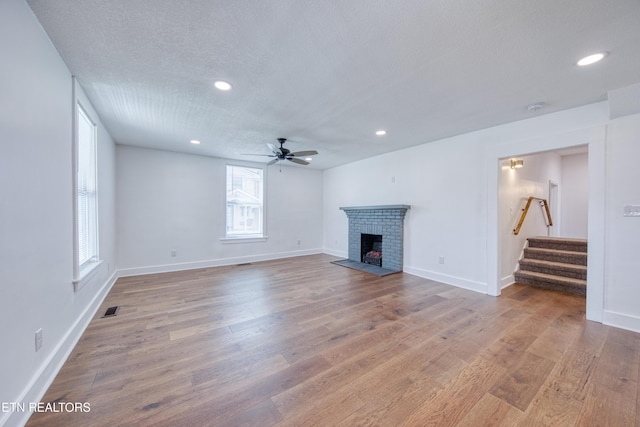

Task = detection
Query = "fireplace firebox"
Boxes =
[361,233,382,267]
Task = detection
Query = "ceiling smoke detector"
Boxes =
[527,103,545,112]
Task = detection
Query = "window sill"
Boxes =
[74,259,103,292]
[220,236,268,244]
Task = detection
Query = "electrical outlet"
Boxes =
[171,249,177,257]
[297,240,301,245]
[35,328,43,352]
[439,256,445,265]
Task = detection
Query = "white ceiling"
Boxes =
[27,0,640,170]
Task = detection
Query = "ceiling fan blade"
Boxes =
[242,153,276,157]
[287,157,309,165]
[267,142,280,155]
[289,150,318,157]
[267,158,279,166]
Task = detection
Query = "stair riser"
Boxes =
[524,249,587,266]
[518,261,586,280]
[514,272,586,296]
[528,240,587,253]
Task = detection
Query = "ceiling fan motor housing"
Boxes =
[277,138,290,156]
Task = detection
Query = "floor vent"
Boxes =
[102,306,120,318]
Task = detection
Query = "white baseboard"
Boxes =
[322,248,348,258]
[403,265,488,294]
[603,310,640,333]
[117,248,323,277]
[6,271,118,427]
[501,274,515,289]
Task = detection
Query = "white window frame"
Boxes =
[73,96,101,290]
[222,163,267,242]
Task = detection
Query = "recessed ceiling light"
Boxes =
[375,130,387,136]
[190,139,201,145]
[305,157,313,162]
[576,52,607,66]
[214,80,232,91]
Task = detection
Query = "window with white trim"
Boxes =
[76,104,98,270]
[226,165,264,237]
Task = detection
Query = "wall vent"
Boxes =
[102,306,120,318]
[236,263,252,266]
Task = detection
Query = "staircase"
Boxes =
[514,237,587,296]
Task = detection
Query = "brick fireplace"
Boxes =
[339,205,411,273]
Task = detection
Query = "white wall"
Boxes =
[116,145,324,274]
[560,153,589,238]
[0,1,118,426]
[603,113,640,330]
[324,131,489,292]
[498,151,562,286]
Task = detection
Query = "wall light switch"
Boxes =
[623,205,640,217]
[35,328,43,351]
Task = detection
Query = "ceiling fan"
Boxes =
[246,138,318,166]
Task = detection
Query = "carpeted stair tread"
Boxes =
[514,270,585,285]
[528,236,587,252]
[518,258,587,280]
[519,258,587,270]
[528,236,588,244]
[514,270,586,296]
[523,247,587,266]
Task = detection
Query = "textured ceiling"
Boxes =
[27,0,640,169]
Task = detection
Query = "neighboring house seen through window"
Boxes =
[76,103,99,277]
[226,165,264,238]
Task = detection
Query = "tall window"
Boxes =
[76,104,98,268]
[226,165,264,237]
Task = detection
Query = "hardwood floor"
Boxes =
[27,254,639,426]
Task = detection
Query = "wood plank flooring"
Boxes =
[27,254,640,426]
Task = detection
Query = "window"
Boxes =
[226,165,264,238]
[76,104,99,275]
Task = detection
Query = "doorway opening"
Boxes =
[498,147,588,295]
[488,125,606,323]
